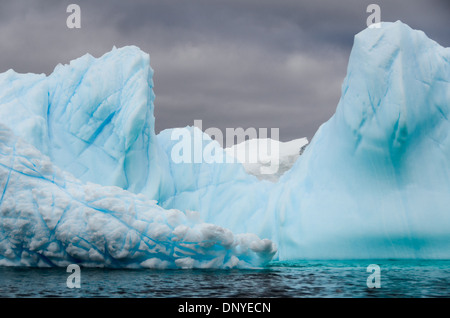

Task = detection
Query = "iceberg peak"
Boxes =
[0,45,173,199]
[336,20,450,153]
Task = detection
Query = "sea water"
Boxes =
[0,260,449,298]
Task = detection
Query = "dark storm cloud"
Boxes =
[0,1,448,141]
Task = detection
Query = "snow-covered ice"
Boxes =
[225,137,308,181]
[0,21,449,267]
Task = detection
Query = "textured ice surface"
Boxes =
[0,125,276,268]
[0,21,450,267]
[0,46,171,199]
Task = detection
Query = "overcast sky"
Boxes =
[0,0,448,141]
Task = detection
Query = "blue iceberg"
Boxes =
[0,21,449,268]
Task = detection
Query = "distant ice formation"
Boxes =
[225,137,308,182]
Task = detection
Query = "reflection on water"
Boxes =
[0,260,449,298]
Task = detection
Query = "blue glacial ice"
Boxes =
[0,21,450,268]
[0,125,276,268]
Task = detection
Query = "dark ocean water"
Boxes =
[0,260,449,298]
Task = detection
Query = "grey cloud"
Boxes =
[0,1,448,141]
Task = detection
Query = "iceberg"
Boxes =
[0,21,449,267]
